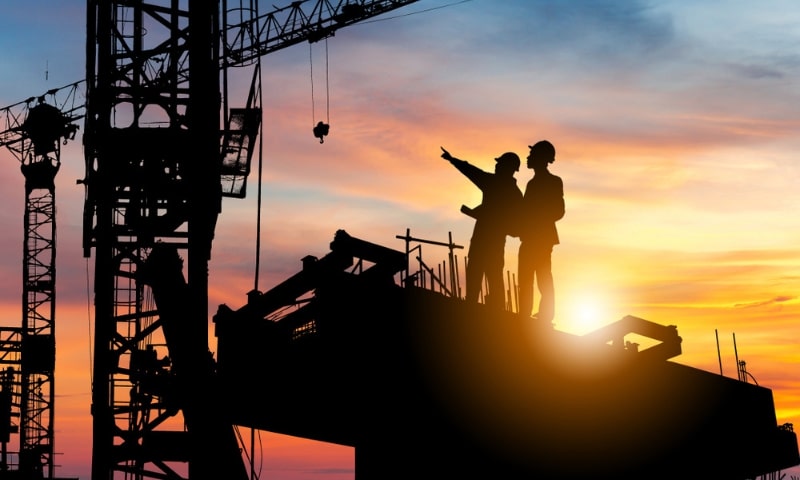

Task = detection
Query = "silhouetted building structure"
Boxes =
[214,230,800,480]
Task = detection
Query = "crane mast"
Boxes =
[0,84,83,479]
[81,1,419,479]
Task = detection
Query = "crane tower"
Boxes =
[81,1,419,479]
[0,84,83,479]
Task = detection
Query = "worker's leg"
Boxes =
[535,247,555,322]
[517,242,535,317]
[486,255,506,310]
[464,250,484,303]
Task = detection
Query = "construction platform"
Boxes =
[214,230,799,479]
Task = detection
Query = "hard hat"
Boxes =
[528,140,556,163]
[495,152,521,171]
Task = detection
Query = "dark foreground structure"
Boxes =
[214,230,799,479]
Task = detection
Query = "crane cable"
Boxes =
[250,52,266,480]
[85,258,93,388]
[310,39,330,143]
[253,60,264,295]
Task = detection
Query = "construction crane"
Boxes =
[0,83,84,479]
[80,1,420,479]
[1,1,421,478]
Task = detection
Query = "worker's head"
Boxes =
[495,152,521,173]
[527,140,555,168]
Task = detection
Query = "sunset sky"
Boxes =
[1,0,799,478]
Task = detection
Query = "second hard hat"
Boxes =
[495,152,521,171]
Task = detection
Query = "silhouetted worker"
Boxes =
[517,140,564,324]
[441,146,522,308]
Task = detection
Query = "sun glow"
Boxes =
[559,292,616,335]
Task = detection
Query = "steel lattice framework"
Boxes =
[0,1,422,478]
[0,83,83,478]
[81,1,419,479]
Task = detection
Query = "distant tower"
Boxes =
[18,100,63,478]
[0,96,74,478]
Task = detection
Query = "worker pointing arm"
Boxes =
[441,146,491,190]
[440,145,522,308]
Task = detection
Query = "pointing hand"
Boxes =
[440,146,452,161]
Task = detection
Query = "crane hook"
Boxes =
[313,121,330,144]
